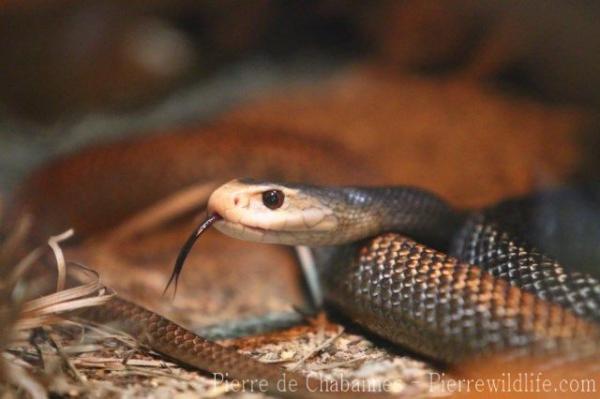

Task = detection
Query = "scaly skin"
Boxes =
[322,234,600,363]
[79,297,334,398]
[451,212,600,323]
[206,180,600,364]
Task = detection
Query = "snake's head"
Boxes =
[166,178,381,295]
[207,179,339,245]
[165,178,344,296]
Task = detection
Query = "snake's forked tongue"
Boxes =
[163,213,222,298]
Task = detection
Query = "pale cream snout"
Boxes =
[206,179,338,244]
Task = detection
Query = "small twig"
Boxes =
[109,366,189,381]
[72,318,139,350]
[47,229,74,292]
[288,327,345,371]
[3,359,47,399]
[121,348,138,366]
[5,348,40,366]
[29,328,46,371]
[61,344,105,355]
[2,351,35,370]
[257,357,294,364]
[307,355,369,371]
[42,326,87,384]
[73,357,177,369]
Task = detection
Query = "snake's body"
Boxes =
[205,181,600,364]
[8,129,600,395]
[78,297,327,398]
[322,234,599,363]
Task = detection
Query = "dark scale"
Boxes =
[321,234,598,363]
[450,210,600,323]
[315,183,600,361]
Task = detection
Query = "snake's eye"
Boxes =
[262,189,284,210]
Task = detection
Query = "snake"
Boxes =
[7,127,600,396]
[167,178,600,366]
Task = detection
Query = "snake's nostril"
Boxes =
[234,196,239,206]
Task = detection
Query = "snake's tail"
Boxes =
[163,213,221,297]
[79,297,366,398]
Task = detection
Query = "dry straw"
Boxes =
[1,225,114,398]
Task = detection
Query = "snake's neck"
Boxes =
[334,186,464,250]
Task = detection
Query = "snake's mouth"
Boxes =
[213,218,275,242]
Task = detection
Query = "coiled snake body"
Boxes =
[201,180,600,365]
[10,130,600,396]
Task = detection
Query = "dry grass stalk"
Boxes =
[0,226,114,398]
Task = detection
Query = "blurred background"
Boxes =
[1,0,600,196]
[2,2,600,397]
